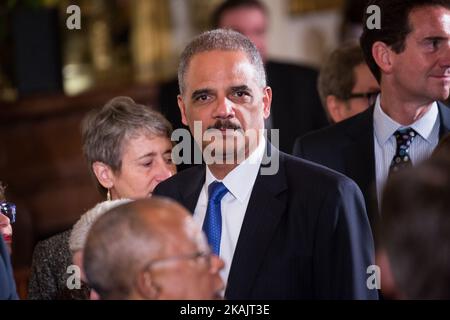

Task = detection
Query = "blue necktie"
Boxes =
[389,127,417,175]
[203,181,228,255]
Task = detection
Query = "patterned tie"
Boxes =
[389,127,417,175]
[203,181,228,255]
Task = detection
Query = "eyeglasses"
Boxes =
[346,91,380,106]
[144,249,212,271]
[0,202,16,223]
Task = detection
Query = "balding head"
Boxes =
[83,197,224,300]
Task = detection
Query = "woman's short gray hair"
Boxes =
[69,199,132,253]
[178,29,266,95]
[81,96,173,193]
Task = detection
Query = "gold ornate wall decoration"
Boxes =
[130,0,173,83]
[289,0,345,15]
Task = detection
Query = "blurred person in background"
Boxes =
[378,154,450,299]
[316,43,379,124]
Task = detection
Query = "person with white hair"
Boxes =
[69,199,131,283]
[41,199,131,300]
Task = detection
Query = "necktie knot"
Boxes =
[208,181,228,204]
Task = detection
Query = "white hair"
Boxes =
[69,199,132,253]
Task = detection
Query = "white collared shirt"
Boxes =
[193,137,266,285]
[373,95,440,205]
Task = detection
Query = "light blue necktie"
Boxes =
[203,181,228,255]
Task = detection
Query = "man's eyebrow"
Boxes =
[137,152,156,160]
[191,88,214,100]
[422,36,448,42]
[230,85,252,92]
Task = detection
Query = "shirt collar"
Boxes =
[205,136,266,203]
[373,94,439,144]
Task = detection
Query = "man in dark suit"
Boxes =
[293,0,450,233]
[0,236,18,300]
[159,0,328,157]
[154,29,377,299]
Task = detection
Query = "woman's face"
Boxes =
[110,134,176,200]
[0,212,12,252]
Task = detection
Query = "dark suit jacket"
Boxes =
[292,102,450,232]
[154,147,378,299]
[158,60,328,158]
[0,237,18,300]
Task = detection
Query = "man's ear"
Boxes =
[177,94,189,126]
[372,41,394,76]
[92,162,114,189]
[136,271,160,300]
[326,95,343,123]
[262,86,272,119]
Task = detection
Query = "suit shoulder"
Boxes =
[282,152,360,191]
[266,60,318,79]
[295,108,371,148]
[154,165,204,194]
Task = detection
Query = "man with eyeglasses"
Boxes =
[293,0,450,237]
[315,43,379,124]
[83,197,224,300]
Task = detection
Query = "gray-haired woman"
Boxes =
[28,97,177,299]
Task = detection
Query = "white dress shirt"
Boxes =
[373,95,440,205]
[193,137,266,285]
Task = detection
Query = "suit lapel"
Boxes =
[438,102,450,137]
[341,107,379,226]
[180,165,205,213]
[342,107,376,201]
[225,147,288,299]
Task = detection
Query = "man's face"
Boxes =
[145,218,225,300]
[388,6,450,104]
[178,50,271,161]
[328,63,379,123]
[218,6,268,61]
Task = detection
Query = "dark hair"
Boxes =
[380,157,450,299]
[318,43,366,119]
[212,0,268,28]
[360,0,450,82]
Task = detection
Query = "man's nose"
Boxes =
[213,97,235,119]
[439,41,450,68]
